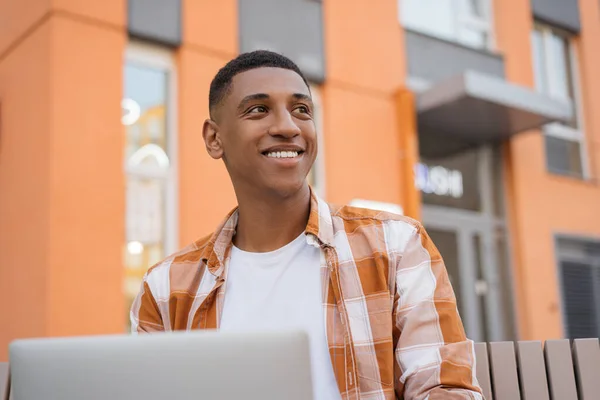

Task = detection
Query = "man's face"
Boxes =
[210,67,317,197]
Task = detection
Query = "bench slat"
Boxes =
[516,341,549,400]
[572,338,600,399]
[0,362,8,400]
[544,339,578,400]
[474,343,493,400]
[489,342,521,400]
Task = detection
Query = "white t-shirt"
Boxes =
[220,233,341,400]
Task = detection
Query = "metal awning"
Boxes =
[417,70,573,158]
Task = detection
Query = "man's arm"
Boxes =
[130,279,165,333]
[393,222,483,399]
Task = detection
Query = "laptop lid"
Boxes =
[9,330,313,400]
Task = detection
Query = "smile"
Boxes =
[266,151,300,158]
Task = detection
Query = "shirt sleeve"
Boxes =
[130,279,165,334]
[393,222,483,400]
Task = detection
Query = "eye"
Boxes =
[294,105,310,114]
[248,106,267,114]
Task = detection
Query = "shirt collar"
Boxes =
[199,187,334,277]
[305,187,334,248]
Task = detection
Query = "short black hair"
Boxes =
[208,50,310,120]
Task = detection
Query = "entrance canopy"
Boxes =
[416,70,573,158]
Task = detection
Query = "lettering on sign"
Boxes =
[414,163,464,198]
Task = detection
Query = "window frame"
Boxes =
[124,41,179,256]
[399,0,495,50]
[532,24,590,180]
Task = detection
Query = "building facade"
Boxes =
[1,0,600,360]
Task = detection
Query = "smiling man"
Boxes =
[130,51,483,400]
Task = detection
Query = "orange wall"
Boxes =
[52,0,124,26]
[323,0,408,207]
[0,0,50,57]
[0,17,52,362]
[46,12,125,337]
[178,0,238,246]
[578,0,600,181]
[0,3,126,360]
[495,0,600,340]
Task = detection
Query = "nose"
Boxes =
[268,109,301,138]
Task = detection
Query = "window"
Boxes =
[307,85,326,198]
[400,0,492,49]
[557,238,600,338]
[122,42,178,322]
[532,24,587,179]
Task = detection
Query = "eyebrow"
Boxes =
[292,93,315,109]
[291,93,313,104]
[236,92,313,113]
[237,93,270,113]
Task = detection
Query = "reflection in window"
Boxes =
[400,0,491,49]
[531,28,548,96]
[122,58,173,323]
[532,24,586,179]
[532,25,578,124]
[461,0,484,17]
[401,0,456,42]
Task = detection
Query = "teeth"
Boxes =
[266,151,300,158]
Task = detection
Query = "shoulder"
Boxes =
[328,204,426,252]
[144,232,213,280]
[330,203,421,230]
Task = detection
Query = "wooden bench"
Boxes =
[475,338,600,399]
[0,362,8,400]
[2,338,599,399]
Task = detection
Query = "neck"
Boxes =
[232,184,311,252]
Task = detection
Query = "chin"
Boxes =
[264,178,308,198]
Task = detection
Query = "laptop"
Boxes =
[7,330,313,400]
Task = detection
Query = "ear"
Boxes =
[202,119,224,160]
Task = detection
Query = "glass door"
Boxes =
[419,145,515,342]
[427,222,509,342]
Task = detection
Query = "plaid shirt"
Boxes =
[131,191,483,400]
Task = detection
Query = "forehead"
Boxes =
[228,67,310,102]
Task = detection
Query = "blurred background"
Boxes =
[1,0,600,361]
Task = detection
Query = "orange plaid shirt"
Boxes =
[131,191,483,399]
